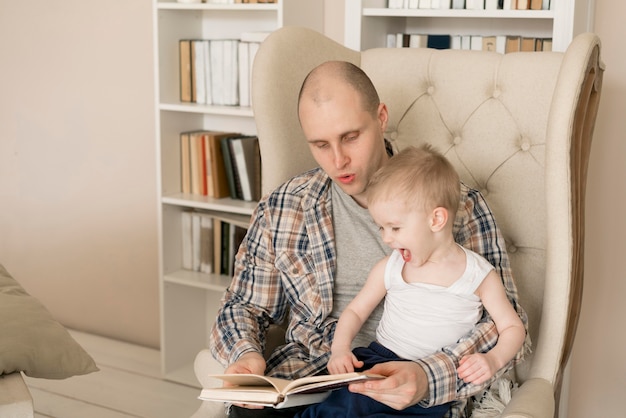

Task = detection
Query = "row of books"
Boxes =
[387,0,550,10]
[389,33,552,52]
[179,32,269,107]
[180,130,262,202]
[179,0,276,4]
[209,0,277,3]
[181,211,248,276]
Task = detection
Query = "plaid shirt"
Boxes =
[210,167,529,417]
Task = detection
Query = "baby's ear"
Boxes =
[430,207,449,232]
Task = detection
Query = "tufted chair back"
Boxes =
[249,27,603,417]
[193,27,603,418]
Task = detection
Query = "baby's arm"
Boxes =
[457,270,526,384]
[328,258,388,374]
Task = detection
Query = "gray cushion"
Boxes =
[0,263,99,379]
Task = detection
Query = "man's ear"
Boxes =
[430,207,449,232]
[377,103,389,133]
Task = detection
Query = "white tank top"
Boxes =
[375,245,493,360]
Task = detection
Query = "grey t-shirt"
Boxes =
[330,182,391,348]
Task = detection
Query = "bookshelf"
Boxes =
[344,0,595,52]
[153,0,324,387]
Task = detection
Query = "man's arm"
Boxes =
[210,200,287,367]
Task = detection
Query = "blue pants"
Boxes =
[295,342,451,418]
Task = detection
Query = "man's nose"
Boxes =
[333,146,349,169]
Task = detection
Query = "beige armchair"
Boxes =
[193,27,603,418]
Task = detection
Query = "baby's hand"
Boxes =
[457,353,498,385]
[328,349,364,374]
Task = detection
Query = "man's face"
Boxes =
[298,82,389,207]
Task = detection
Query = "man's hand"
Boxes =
[347,361,429,410]
[223,352,267,409]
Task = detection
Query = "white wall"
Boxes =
[0,0,160,348]
[0,2,624,414]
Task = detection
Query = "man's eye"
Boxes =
[391,227,400,232]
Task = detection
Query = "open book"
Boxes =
[199,372,384,409]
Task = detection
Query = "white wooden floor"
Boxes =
[23,330,203,418]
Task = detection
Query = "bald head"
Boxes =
[298,61,381,120]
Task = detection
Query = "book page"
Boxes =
[209,374,290,393]
[209,372,383,395]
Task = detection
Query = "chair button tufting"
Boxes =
[493,89,501,99]
[390,131,398,140]
[508,244,518,253]
[427,86,435,95]
[521,141,531,151]
[453,136,462,145]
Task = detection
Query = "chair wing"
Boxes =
[250,26,604,418]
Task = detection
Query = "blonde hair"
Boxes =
[368,145,460,215]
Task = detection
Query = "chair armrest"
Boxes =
[500,378,555,418]
[193,350,228,418]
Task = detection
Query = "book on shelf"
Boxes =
[200,214,214,274]
[181,212,248,275]
[191,39,207,104]
[205,131,238,199]
[209,39,239,106]
[409,34,427,48]
[181,211,214,273]
[387,0,549,8]
[238,41,250,108]
[395,31,550,53]
[505,35,521,53]
[199,372,384,409]
[180,130,241,199]
[179,38,243,106]
[180,132,191,194]
[238,31,270,107]
[485,0,498,9]
[466,0,485,10]
[227,136,262,202]
[452,0,465,9]
[520,36,536,52]
[179,40,192,103]
[181,211,193,270]
[188,131,207,195]
[220,136,239,200]
[482,36,497,52]
[426,34,451,50]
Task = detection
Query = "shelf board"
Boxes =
[164,269,232,291]
[159,102,254,117]
[157,2,278,12]
[162,193,257,215]
[363,8,554,19]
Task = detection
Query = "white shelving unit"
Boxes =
[152,0,324,387]
[344,0,595,52]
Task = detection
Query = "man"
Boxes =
[210,61,528,418]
